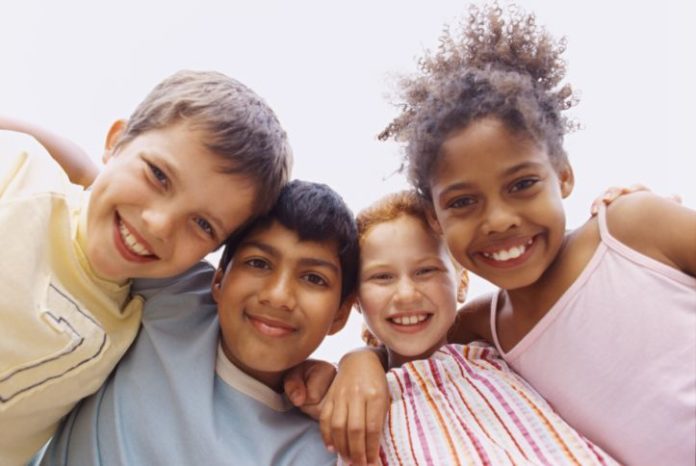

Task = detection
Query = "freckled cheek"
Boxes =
[358,288,388,319]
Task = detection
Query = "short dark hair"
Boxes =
[115,70,292,213]
[219,180,358,303]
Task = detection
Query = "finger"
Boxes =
[330,397,350,462]
[669,193,683,204]
[627,183,648,193]
[319,399,336,453]
[601,187,621,202]
[305,364,337,406]
[283,372,306,407]
[346,398,367,465]
[364,395,388,465]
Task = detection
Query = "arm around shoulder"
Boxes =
[605,191,696,277]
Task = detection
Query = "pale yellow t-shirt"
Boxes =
[0,140,143,466]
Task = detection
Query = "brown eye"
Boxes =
[304,273,328,287]
[510,178,539,192]
[448,196,476,209]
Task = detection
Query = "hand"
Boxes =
[590,184,682,216]
[284,359,337,420]
[319,348,389,466]
[590,184,648,216]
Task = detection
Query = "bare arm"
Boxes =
[606,191,696,277]
[0,115,98,188]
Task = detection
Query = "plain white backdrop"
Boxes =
[2,0,694,362]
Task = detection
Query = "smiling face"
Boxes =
[85,122,257,283]
[358,215,458,368]
[429,117,573,291]
[212,221,349,390]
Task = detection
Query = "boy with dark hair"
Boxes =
[0,69,291,465]
[35,180,358,465]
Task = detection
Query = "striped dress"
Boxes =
[364,343,619,466]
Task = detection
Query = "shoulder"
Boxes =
[604,192,696,273]
[132,261,217,321]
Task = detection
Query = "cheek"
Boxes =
[357,286,387,319]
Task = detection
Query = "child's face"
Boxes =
[358,215,457,366]
[85,122,257,283]
[429,117,573,290]
[212,221,349,389]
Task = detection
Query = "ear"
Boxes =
[425,204,443,235]
[211,267,225,303]
[456,269,470,304]
[328,295,354,335]
[558,162,575,199]
[102,119,127,164]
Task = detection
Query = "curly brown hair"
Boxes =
[379,3,578,200]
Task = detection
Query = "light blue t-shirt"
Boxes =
[36,262,335,466]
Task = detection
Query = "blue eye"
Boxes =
[510,178,539,192]
[194,217,214,237]
[147,162,168,187]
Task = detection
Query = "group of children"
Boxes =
[1,3,694,466]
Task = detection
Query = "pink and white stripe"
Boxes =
[367,343,619,466]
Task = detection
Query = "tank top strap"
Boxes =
[597,201,696,285]
[596,202,618,245]
[489,290,506,355]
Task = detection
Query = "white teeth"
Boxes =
[482,239,533,262]
[119,221,152,256]
[391,314,428,326]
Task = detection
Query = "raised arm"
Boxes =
[0,115,98,188]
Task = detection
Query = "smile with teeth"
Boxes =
[389,314,430,326]
[482,238,533,262]
[118,220,154,256]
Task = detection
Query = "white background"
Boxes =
[2,0,694,362]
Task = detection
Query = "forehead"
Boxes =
[435,118,549,181]
[362,216,443,259]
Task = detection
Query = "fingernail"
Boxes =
[326,445,335,453]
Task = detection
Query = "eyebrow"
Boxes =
[240,240,340,275]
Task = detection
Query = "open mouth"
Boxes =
[113,213,158,261]
[481,237,534,262]
[387,313,433,332]
[478,235,537,268]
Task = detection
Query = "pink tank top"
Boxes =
[490,204,696,466]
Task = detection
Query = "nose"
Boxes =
[258,271,296,312]
[393,277,420,307]
[481,199,520,235]
[141,208,176,241]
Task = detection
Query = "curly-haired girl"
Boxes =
[378,3,695,465]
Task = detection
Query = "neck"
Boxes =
[387,336,448,369]
[221,343,285,392]
[504,232,572,313]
